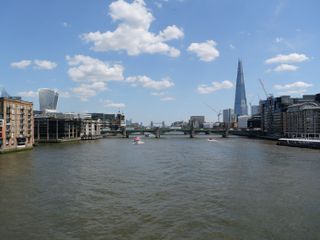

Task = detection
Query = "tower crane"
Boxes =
[204,103,222,122]
[259,78,273,98]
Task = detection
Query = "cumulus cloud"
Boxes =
[11,59,57,70]
[10,60,32,69]
[274,81,312,95]
[272,64,299,72]
[187,40,220,62]
[197,80,233,94]
[103,100,126,108]
[265,53,309,64]
[81,0,183,57]
[66,55,125,101]
[66,55,124,83]
[72,82,107,101]
[126,75,174,90]
[34,60,57,70]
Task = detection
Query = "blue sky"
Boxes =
[1,0,319,124]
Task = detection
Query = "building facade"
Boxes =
[0,97,34,152]
[39,88,59,112]
[284,102,320,138]
[34,113,81,143]
[189,116,205,128]
[234,60,248,116]
[223,108,234,127]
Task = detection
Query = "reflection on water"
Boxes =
[0,136,319,240]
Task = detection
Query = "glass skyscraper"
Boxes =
[39,88,59,112]
[234,59,248,116]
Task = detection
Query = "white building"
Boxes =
[237,115,250,129]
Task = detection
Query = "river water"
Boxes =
[0,136,319,240]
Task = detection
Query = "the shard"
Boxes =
[234,59,248,116]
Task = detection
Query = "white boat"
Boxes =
[133,136,144,144]
[207,138,218,142]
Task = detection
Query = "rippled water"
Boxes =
[0,136,319,240]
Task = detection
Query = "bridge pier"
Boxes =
[190,120,195,138]
[155,127,160,138]
[190,129,195,138]
[222,128,229,138]
[121,127,127,138]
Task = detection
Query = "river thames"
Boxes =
[0,136,319,240]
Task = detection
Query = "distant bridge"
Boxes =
[102,127,231,138]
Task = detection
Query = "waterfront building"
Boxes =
[39,88,59,112]
[0,96,34,153]
[251,105,260,116]
[34,113,81,143]
[189,116,205,128]
[259,94,320,138]
[80,114,101,140]
[248,115,261,129]
[237,115,250,129]
[91,113,115,131]
[283,102,320,138]
[260,96,293,137]
[234,59,248,116]
[223,108,234,127]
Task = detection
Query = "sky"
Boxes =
[1,0,320,124]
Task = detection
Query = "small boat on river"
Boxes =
[207,138,218,142]
[133,136,144,144]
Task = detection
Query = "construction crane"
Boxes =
[259,78,273,98]
[204,103,222,122]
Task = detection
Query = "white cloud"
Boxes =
[272,64,299,72]
[274,81,312,95]
[72,82,107,101]
[265,53,309,64]
[160,96,175,101]
[17,90,38,98]
[66,55,124,101]
[34,60,57,70]
[66,55,124,83]
[103,100,126,108]
[10,60,32,69]
[81,0,183,57]
[11,59,57,70]
[126,75,174,90]
[197,80,233,94]
[187,40,220,62]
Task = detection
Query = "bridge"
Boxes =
[102,126,230,138]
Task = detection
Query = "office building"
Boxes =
[190,116,205,128]
[234,59,248,116]
[34,112,81,143]
[223,108,234,126]
[39,88,59,112]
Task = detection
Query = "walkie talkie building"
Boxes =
[234,59,248,116]
[39,88,59,112]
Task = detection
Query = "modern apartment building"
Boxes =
[0,97,34,152]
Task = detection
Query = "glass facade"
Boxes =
[39,89,59,112]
